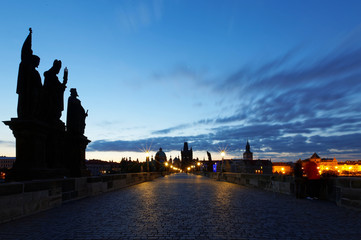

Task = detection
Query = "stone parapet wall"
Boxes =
[201,172,292,193]
[0,172,163,223]
[335,177,361,210]
[198,172,361,210]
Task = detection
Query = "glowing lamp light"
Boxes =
[221,151,225,157]
[165,162,169,166]
[197,162,201,166]
[187,167,191,171]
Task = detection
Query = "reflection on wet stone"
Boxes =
[0,174,360,239]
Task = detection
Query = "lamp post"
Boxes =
[146,151,150,172]
[165,161,169,173]
[221,150,225,173]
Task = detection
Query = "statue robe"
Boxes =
[67,95,86,134]
[43,69,65,122]
[16,31,42,119]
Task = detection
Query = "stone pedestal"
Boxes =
[4,119,48,180]
[3,118,69,181]
[65,133,91,177]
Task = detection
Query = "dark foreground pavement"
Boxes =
[0,173,360,240]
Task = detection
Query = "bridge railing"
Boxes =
[197,171,361,210]
[0,172,164,224]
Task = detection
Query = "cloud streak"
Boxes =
[90,30,361,161]
[115,0,163,31]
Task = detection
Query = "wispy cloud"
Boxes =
[151,63,209,88]
[90,29,361,161]
[152,123,191,135]
[115,0,163,31]
[0,140,14,145]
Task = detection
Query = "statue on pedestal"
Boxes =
[207,151,213,172]
[4,28,91,180]
[66,88,88,134]
[43,60,68,123]
[16,28,42,119]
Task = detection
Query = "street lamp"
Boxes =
[164,161,169,173]
[221,150,225,172]
[145,151,150,172]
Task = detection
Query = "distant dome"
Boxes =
[155,148,167,163]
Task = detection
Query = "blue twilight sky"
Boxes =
[1,0,361,162]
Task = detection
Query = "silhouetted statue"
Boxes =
[43,60,67,123]
[4,28,92,180]
[207,151,212,161]
[207,151,213,172]
[67,88,88,134]
[294,159,305,199]
[16,28,42,119]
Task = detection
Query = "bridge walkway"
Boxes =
[0,173,360,239]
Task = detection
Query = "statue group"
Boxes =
[3,29,90,180]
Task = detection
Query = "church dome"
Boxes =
[155,148,167,162]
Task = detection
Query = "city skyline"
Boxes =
[1,0,361,162]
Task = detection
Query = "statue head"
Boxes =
[70,88,78,97]
[53,59,62,74]
[32,55,40,68]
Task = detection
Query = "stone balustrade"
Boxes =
[198,172,361,210]
[0,172,163,223]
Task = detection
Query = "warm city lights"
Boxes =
[273,154,361,176]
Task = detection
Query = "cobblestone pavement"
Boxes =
[0,173,361,240]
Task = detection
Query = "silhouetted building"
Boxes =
[86,159,121,176]
[155,148,167,171]
[272,162,293,175]
[302,153,337,171]
[0,157,16,169]
[224,159,272,174]
[243,140,253,160]
[172,156,181,168]
[86,160,112,176]
[212,141,271,174]
[181,142,193,170]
